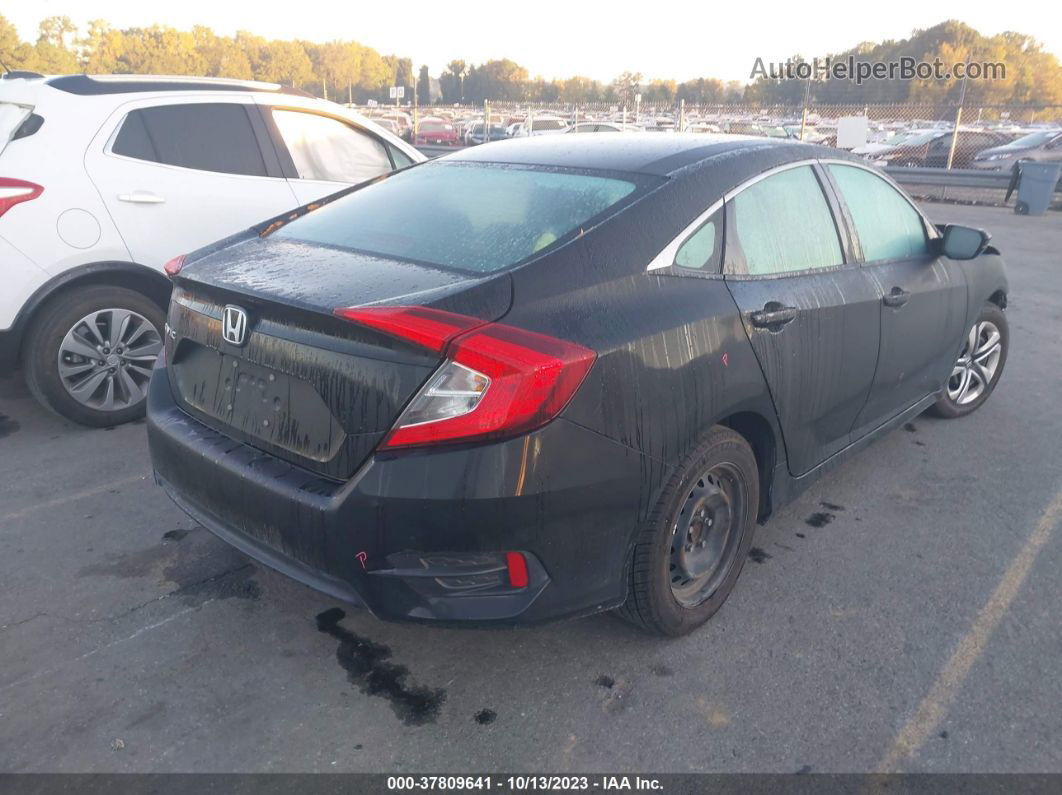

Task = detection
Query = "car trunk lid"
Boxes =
[166,236,512,480]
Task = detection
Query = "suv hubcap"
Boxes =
[947,320,1002,406]
[58,308,162,411]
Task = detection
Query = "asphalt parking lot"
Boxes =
[1,203,1060,774]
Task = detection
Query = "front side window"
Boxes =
[274,162,646,273]
[828,164,928,262]
[271,109,392,184]
[112,103,267,177]
[729,165,844,275]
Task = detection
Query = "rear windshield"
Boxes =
[274,162,647,273]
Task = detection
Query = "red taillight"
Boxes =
[334,306,484,355]
[0,178,43,218]
[506,552,529,588]
[334,306,596,449]
[163,255,186,278]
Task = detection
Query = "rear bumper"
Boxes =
[147,359,651,626]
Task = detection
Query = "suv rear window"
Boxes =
[112,103,266,177]
[274,162,647,273]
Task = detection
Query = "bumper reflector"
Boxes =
[506,551,529,588]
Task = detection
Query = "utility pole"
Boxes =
[945,57,971,171]
[799,75,812,141]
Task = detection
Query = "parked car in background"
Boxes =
[149,135,1008,636]
[684,122,723,134]
[507,116,569,136]
[0,73,422,426]
[852,129,937,158]
[413,118,460,146]
[378,111,413,140]
[924,130,1016,168]
[371,118,401,136]
[971,129,1062,170]
[782,125,828,143]
[465,122,508,145]
[568,122,639,133]
[872,130,949,166]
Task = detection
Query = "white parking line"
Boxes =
[877,485,1062,772]
[0,472,151,525]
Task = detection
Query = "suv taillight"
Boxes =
[0,178,43,218]
[163,255,186,278]
[334,306,596,449]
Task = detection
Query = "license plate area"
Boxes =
[172,342,345,463]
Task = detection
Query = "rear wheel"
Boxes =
[23,286,165,427]
[617,426,759,636]
[930,303,1008,419]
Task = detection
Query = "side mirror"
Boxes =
[939,224,991,260]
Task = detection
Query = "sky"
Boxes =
[8,0,1061,84]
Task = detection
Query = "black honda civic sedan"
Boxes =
[148,134,1009,635]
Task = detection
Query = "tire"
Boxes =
[616,426,760,636]
[22,285,166,427]
[929,303,1008,419]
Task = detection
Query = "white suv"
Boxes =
[0,73,424,426]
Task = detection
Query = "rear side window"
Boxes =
[112,103,266,177]
[674,210,722,271]
[389,146,414,169]
[0,103,33,154]
[271,109,392,184]
[828,164,928,262]
[274,162,646,273]
[728,165,844,275]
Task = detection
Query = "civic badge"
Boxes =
[222,305,249,346]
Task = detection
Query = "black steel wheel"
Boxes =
[617,425,759,636]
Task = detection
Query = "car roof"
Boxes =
[443,132,835,177]
[44,74,314,98]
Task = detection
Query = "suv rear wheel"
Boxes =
[23,286,165,426]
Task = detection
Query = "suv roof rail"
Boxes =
[2,71,45,80]
[45,74,315,98]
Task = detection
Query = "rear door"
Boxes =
[722,163,882,476]
[262,107,409,205]
[85,97,299,268]
[824,163,967,436]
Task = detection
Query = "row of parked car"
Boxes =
[363,105,1062,172]
[364,109,657,147]
[854,127,1062,170]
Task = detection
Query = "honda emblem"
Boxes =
[222,305,249,346]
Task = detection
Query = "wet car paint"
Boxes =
[149,135,1009,625]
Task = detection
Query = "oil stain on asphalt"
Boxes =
[78,528,260,606]
[474,709,497,725]
[315,607,446,726]
[748,547,771,563]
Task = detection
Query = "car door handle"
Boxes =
[117,190,165,204]
[883,287,911,308]
[749,304,798,329]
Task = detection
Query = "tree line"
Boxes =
[1,16,1059,107]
